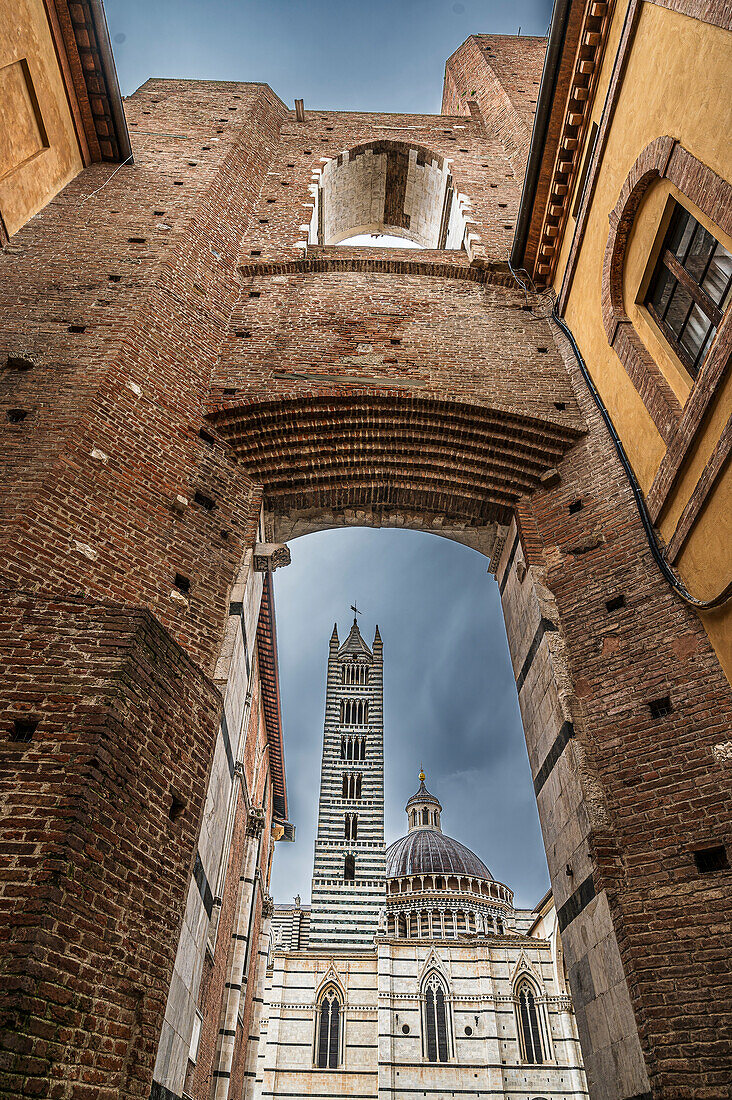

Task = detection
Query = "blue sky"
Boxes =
[271,529,549,909]
[106,0,553,111]
[103,0,555,908]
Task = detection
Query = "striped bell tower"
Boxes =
[308,615,386,948]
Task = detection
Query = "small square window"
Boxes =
[11,718,38,743]
[693,845,729,873]
[648,696,672,719]
[644,202,732,378]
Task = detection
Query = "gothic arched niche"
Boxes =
[310,141,469,249]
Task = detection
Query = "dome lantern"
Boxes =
[405,769,443,832]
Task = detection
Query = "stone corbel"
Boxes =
[253,542,291,572]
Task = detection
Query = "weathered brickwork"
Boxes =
[0,597,222,1098]
[1,27,731,1100]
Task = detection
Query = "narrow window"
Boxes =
[340,737,345,760]
[344,854,355,882]
[516,981,544,1064]
[645,202,732,378]
[355,774,362,800]
[351,814,358,840]
[422,808,429,825]
[423,973,450,1063]
[342,773,348,799]
[316,986,341,1068]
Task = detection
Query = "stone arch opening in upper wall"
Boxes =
[308,140,470,250]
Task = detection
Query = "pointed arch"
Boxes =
[421,969,452,1063]
[513,968,552,1066]
[315,983,342,1069]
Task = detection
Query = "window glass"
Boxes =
[645,203,732,377]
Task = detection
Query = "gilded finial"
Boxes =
[419,764,425,782]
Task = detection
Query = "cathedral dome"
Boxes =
[385,828,492,880]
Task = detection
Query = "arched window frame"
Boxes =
[421,970,453,1063]
[314,984,342,1069]
[601,138,732,562]
[344,853,355,882]
[513,976,553,1065]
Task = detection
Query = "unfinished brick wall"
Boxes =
[1,33,731,1100]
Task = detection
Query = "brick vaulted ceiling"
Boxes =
[206,266,584,528]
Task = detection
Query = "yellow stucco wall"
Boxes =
[556,1,732,675]
[0,0,84,236]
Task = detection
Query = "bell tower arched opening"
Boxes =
[307,140,472,252]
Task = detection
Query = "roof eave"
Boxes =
[510,0,573,270]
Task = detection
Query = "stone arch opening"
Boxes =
[308,140,470,250]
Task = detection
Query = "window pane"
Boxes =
[683,221,716,285]
[435,987,448,1062]
[329,999,339,1067]
[648,263,675,318]
[667,206,695,263]
[679,303,714,368]
[527,990,544,1065]
[519,994,535,1063]
[700,242,732,309]
[426,989,437,1061]
[663,280,694,335]
[318,1002,330,1067]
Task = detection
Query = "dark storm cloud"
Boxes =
[271,528,550,910]
[105,0,553,110]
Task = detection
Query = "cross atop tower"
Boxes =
[350,602,362,622]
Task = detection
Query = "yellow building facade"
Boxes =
[512,0,732,676]
[0,0,130,239]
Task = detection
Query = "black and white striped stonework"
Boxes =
[308,619,386,948]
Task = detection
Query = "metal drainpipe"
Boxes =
[212,809,264,1099]
[243,894,275,1098]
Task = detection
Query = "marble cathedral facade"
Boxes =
[255,620,588,1099]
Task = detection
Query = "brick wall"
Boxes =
[0,597,222,1098]
[1,34,730,1100]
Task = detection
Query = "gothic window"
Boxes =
[346,738,353,760]
[645,202,732,378]
[316,985,341,1068]
[344,853,355,881]
[340,737,346,760]
[342,773,348,799]
[422,808,429,825]
[344,813,358,840]
[422,972,451,1063]
[515,979,548,1064]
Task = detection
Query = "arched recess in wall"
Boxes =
[602,136,732,548]
[307,140,472,251]
[209,392,583,561]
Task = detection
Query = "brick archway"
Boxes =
[2,73,732,1100]
[207,316,732,1098]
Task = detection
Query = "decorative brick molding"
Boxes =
[603,138,732,524]
[647,0,732,29]
[238,256,516,286]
